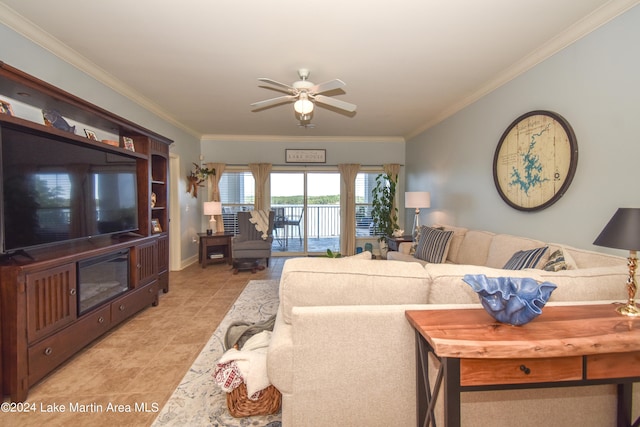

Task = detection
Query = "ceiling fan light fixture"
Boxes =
[293,94,314,114]
[253,69,354,116]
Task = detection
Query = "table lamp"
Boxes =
[203,201,222,235]
[405,191,431,242]
[593,208,640,317]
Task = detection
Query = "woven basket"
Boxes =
[226,383,281,417]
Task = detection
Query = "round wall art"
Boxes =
[493,110,578,211]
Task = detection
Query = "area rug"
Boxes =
[152,280,282,427]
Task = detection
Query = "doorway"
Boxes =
[270,170,340,256]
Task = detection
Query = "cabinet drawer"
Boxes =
[28,306,111,385]
[460,356,583,386]
[587,352,640,379]
[111,281,158,325]
[205,236,229,245]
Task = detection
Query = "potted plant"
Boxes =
[371,172,399,244]
[325,249,342,258]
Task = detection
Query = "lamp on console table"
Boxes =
[594,208,640,317]
[405,191,431,243]
[203,201,222,235]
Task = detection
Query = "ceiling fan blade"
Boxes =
[250,95,296,109]
[313,94,357,113]
[258,78,295,93]
[309,79,346,94]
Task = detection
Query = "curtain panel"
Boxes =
[338,163,360,256]
[207,162,226,233]
[249,163,272,211]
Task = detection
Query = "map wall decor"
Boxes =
[493,110,578,211]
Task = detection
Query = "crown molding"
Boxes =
[200,134,405,143]
[405,0,640,140]
[0,3,201,139]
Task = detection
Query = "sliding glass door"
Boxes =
[271,171,340,255]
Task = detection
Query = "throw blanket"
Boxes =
[214,331,272,399]
[249,210,270,240]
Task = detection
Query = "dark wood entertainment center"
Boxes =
[0,62,172,401]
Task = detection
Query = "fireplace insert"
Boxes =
[77,250,130,314]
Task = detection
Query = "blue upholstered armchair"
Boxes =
[231,211,275,267]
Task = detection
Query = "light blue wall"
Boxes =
[0,23,203,263]
[405,5,640,254]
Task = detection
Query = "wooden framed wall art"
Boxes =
[493,110,578,211]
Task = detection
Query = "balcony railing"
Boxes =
[223,204,376,238]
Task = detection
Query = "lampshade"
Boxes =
[405,191,431,209]
[203,201,222,216]
[594,208,640,317]
[294,93,314,115]
[593,208,640,250]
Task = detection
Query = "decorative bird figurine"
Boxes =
[42,109,76,133]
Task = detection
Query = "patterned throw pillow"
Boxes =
[409,232,419,256]
[543,249,568,271]
[543,247,577,271]
[413,226,454,263]
[503,246,549,270]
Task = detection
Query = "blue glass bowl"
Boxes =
[462,274,557,326]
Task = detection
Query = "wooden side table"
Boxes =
[386,235,413,251]
[405,305,640,427]
[198,232,233,268]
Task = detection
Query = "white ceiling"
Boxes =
[1,0,637,141]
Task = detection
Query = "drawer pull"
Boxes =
[98,316,105,324]
[69,288,76,296]
[119,304,126,311]
[520,365,531,375]
[44,347,53,356]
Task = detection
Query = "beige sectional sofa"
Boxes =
[267,224,636,426]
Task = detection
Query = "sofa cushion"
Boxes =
[503,246,549,270]
[279,258,429,323]
[455,230,495,266]
[432,223,468,263]
[540,265,628,302]
[347,250,372,259]
[424,264,543,304]
[414,226,454,263]
[555,244,624,269]
[386,250,428,265]
[485,234,547,268]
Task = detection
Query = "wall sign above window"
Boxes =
[285,149,326,163]
[493,110,578,211]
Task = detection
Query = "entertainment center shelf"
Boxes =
[0,62,173,401]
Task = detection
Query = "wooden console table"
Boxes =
[406,305,640,427]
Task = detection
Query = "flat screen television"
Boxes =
[0,124,138,254]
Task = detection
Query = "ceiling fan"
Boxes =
[251,69,357,117]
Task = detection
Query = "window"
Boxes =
[219,170,255,234]
[355,171,381,237]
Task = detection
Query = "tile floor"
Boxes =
[1,257,286,427]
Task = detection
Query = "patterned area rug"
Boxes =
[152,280,282,427]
